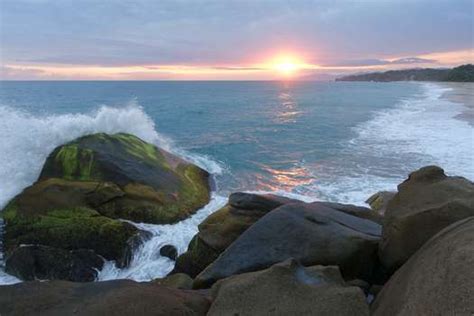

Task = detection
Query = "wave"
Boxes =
[296,82,474,205]
[0,101,225,284]
[98,193,228,281]
[0,102,223,208]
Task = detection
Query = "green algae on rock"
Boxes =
[39,133,211,224]
[1,132,211,281]
[2,184,138,265]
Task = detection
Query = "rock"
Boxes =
[194,202,381,288]
[172,192,302,277]
[1,132,211,281]
[207,259,369,316]
[39,133,211,224]
[379,166,474,271]
[2,188,138,266]
[5,245,103,282]
[228,192,300,212]
[346,279,371,293]
[160,245,178,261]
[318,201,384,224]
[372,217,474,315]
[0,279,211,316]
[120,230,153,268]
[172,235,221,278]
[366,191,396,215]
[153,273,194,290]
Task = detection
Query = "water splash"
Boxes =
[0,102,225,284]
[98,194,227,281]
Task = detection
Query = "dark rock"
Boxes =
[2,190,138,265]
[5,245,103,282]
[160,244,178,261]
[153,273,194,290]
[379,166,474,271]
[347,279,371,293]
[207,259,369,316]
[0,279,211,316]
[172,235,220,278]
[1,133,210,281]
[365,191,396,215]
[38,133,211,224]
[194,202,381,288]
[228,192,300,213]
[318,201,384,224]
[120,230,153,268]
[372,217,474,315]
[172,193,302,277]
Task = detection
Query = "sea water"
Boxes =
[0,81,472,284]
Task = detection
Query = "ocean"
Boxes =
[0,80,472,284]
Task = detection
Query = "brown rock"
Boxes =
[0,279,211,316]
[365,191,396,215]
[372,217,474,316]
[207,259,369,316]
[194,202,381,288]
[172,193,301,277]
[379,165,474,271]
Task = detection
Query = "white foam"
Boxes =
[302,82,474,205]
[98,193,227,282]
[0,102,224,284]
[0,102,223,208]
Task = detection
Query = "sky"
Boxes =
[0,0,473,80]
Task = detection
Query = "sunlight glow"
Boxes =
[271,56,304,76]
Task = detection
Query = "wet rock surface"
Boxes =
[195,202,381,288]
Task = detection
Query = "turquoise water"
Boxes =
[1,81,472,205]
[0,80,472,283]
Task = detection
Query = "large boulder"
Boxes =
[372,217,474,315]
[1,132,210,281]
[2,188,138,266]
[172,192,301,277]
[5,245,103,282]
[194,202,381,288]
[39,133,211,224]
[207,259,369,316]
[379,166,474,271]
[0,279,211,316]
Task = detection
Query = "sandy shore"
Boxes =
[438,82,474,126]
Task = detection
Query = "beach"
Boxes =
[440,82,474,126]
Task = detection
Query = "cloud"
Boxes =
[323,56,437,67]
[390,57,436,64]
[0,66,47,80]
[0,0,472,79]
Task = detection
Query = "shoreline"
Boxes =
[438,82,474,127]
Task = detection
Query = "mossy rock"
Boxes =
[172,235,221,278]
[2,193,137,265]
[38,133,211,224]
[5,245,104,282]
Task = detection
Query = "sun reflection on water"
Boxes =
[274,91,302,123]
[254,163,314,192]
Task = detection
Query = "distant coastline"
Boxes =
[336,64,474,83]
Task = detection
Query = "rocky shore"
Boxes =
[0,133,473,315]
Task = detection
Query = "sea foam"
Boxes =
[0,102,224,284]
[297,83,474,205]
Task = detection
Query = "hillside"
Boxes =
[336,64,474,82]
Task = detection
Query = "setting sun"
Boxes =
[275,62,298,75]
[270,55,306,76]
